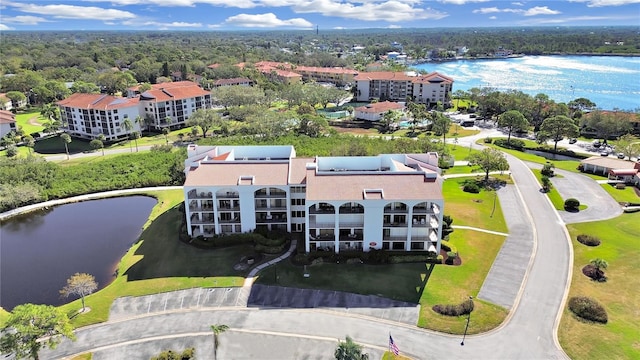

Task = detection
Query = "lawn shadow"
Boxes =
[124,206,253,280]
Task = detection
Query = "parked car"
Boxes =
[593,141,601,148]
[600,151,609,156]
[617,153,625,159]
[569,138,577,144]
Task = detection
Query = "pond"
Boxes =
[0,196,157,311]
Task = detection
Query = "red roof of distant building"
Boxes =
[354,71,414,81]
[57,93,140,110]
[140,84,210,102]
[0,110,16,124]
[355,101,404,113]
[413,72,454,84]
[214,78,252,86]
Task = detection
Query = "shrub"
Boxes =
[292,253,312,265]
[463,182,480,193]
[436,254,444,263]
[577,234,601,247]
[494,138,525,151]
[565,198,580,210]
[568,296,608,324]
[441,240,457,253]
[432,298,474,316]
[541,163,555,177]
[484,137,493,144]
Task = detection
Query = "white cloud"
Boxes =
[387,24,402,28]
[223,13,313,28]
[489,15,497,20]
[511,1,524,5]
[87,0,259,8]
[519,14,640,24]
[0,23,14,30]
[569,0,640,7]
[437,0,489,4]
[523,6,561,16]
[5,1,136,20]
[1,15,50,24]
[290,0,448,22]
[474,5,561,16]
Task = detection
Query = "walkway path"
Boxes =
[0,186,182,221]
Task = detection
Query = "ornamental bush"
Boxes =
[565,198,580,210]
[432,298,475,316]
[494,138,525,151]
[577,234,601,247]
[463,182,480,193]
[568,296,608,324]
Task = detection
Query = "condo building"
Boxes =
[183,145,444,254]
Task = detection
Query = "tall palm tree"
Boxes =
[134,115,145,135]
[121,118,134,153]
[97,134,106,156]
[335,336,369,360]
[210,324,229,359]
[60,133,72,160]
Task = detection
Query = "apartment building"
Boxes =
[57,93,141,141]
[183,145,444,254]
[354,71,453,107]
[58,81,211,139]
[137,81,211,130]
[0,110,17,138]
[294,66,359,86]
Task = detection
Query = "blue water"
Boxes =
[412,56,640,111]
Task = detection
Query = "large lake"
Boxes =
[0,196,156,311]
[412,55,640,111]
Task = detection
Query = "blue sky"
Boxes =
[1,0,639,31]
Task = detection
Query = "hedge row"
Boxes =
[292,249,438,266]
[577,234,601,247]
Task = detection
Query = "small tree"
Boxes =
[537,115,579,151]
[23,135,35,154]
[467,148,510,181]
[97,134,106,156]
[334,336,369,360]
[121,118,134,153]
[162,127,171,145]
[131,131,141,152]
[564,198,580,210]
[210,324,229,360]
[615,134,640,161]
[60,133,71,160]
[541,175,552,192]
[590,258,608,280]
[60,273,98,312]
[0,304,76,360]
[90,139,104,155]
[498,110,528,143]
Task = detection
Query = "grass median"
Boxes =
[560,213,640,360]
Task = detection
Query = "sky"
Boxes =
[0,0,639,31]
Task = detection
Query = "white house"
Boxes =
[0,110,17,138]
[183,145,444,254]
[354,71,453,107]
[354,101,405,122]
[137,81,211,130]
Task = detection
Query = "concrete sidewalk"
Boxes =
[477,184,534,310]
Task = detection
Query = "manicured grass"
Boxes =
[600,184,640,204]
[382,351,413,360]
[15,111,46,135]
[58,189,245,327]
[70,354,92,360]
[416,230,509,334]
[532,169,565,210]
[0,307,9,327]
[560,213,640,360]
[442,176,508,234]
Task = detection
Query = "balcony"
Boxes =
[308,220,335,229]
[217,204,239,211]
[383,235,407,241]
[219,217,241,224]
[189,205,214,212]
[188,190,212,199]
[255,204,287,211]
[256,215,287,224]
[339,234,363,241]
[217,192,239,199]
[190,217,215,225]
[384,207,408,214]
[430,216,439,229]
[383,222,407,227]
[254,191,286,199]
[338,221,364,228]
[309,207,335,215]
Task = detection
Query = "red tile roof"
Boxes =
[0,110,16,124]
[295,66,359,75]
[140,84,210,102]
[355,101,404,114]
[213,78,252,86]
[413,72,454,84]
[57,93,140,110]
[354,71,414,81]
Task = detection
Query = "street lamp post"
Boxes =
[461,296,473,346]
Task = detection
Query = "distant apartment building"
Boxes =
[212,77,253,88]
[239,61,358,86]
[58,81,211,140]
[0,110,17,138]
[183,145,444,254]
[354,71,453,107]
[354,101,405,122]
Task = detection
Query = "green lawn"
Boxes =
[560,213,640,360]
[600,183,640,204]
[58,189,246,327]
[15,111,46,135]
[441,176,508,234]
[532,169,565,210]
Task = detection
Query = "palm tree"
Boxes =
[335,336,369,360]
[163,116,173,144]
[122,118,134,153]
[60,133,72,160]
[134,115,145,135]
[132,131,140,152]
[210,324,229,359]
[590,258,608,280]
[97,134,106,156]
